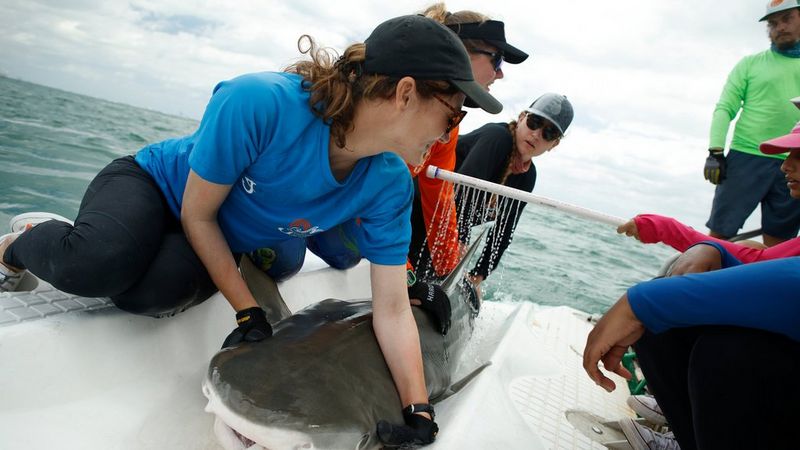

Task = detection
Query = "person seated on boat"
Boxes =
[454,94,574,296]
[582,123,800,450]
[405,2,529,283]
[0,15,503,447]
[617,119,800,270]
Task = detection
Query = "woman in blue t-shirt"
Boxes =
[0,15,502,446]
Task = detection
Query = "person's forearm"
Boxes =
[635,214,713,249]
[709,109,734,149]
[372,299,428,407]
[627,257,800,342]
[183,218,258,312]
[634,214,794,263]
[709,63,746,149]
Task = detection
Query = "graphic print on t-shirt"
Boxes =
[278,218,323,237]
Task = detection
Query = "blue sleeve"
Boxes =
[356,156,414,266]
[188,74,277,184]
[689,241,743,268]
[628,257,800,342]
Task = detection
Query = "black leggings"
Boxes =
[3,156,217,317]
[635,326,800,450]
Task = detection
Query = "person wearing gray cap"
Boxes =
[702,0,800,247]
[0,14,502,447]
[454,94,574,294]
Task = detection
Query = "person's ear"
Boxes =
[551,138,561,148]
[394,77,417,109]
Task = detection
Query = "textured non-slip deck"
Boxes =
[0,276,111,326]
[509,306,633,449]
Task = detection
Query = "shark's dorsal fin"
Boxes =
[440,229,487,296]
[240,256,292,324]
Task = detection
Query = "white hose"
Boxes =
[426,165,626,228]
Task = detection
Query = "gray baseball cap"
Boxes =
[525,93,574,135]
[759,0,800,21]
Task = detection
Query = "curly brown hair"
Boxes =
[285,35,457,149]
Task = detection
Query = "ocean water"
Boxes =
[0,75,675,314]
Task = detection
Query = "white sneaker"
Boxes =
[619,418,680,450]
[0,232,25,292]
[627,395,668,425]
[9,212,72,233]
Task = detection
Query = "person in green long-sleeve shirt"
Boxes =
[704,1,800,247]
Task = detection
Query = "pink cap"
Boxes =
[760,121,800,154]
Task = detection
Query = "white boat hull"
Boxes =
[0,256,633,449]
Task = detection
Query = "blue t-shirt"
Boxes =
[135,72,412,265]
[628,243,800,342]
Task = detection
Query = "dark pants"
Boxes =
[248,220,362,282]
[706,150,800,239]
[635,326,800,450]
[4,156,217,317]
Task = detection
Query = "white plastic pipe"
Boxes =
[426,165,626,228]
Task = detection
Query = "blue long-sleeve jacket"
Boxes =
[627,242,800,342]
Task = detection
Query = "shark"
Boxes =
[202,235,484,450]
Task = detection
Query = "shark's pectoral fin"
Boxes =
[240,255,292,324]
[434,361,492,402]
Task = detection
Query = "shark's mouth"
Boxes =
[203,375,316,450]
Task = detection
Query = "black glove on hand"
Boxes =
[408,281,451,335]
[377,403,438,448]
[703,149,726,185]
[221,307,272,349]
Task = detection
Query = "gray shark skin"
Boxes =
[204,237,483,450]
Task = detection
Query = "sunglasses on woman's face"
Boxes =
[525,113,562,142]
[432,94,468,135]
[468,48,504,72]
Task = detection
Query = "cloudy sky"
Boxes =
[1,0,780,233]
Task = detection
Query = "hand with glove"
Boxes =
[221,306,273,348]
[377,403,438,448]
[703,148,726,185]
[407,281,451,335]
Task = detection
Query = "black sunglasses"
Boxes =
[525,113,562,142]
[432,94,468,135]
[467,48,504,72]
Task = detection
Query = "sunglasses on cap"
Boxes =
[467,47,504,72]
[432,94,468,135]
[526,113,562,142]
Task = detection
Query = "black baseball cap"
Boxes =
[364,15,502,114]
[446,20,529,64]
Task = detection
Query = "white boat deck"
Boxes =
[0,257,634,449]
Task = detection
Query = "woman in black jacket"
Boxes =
[455,93,573,295]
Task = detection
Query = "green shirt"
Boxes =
[709,49,800,160]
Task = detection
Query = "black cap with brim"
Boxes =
[364,15,502,114]
[450,80,501,113]
[446,20,529,64]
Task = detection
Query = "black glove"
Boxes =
[703,149,726,185]
[221,307,272,348]
[408,281,451,335]
[377,403,438,448]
